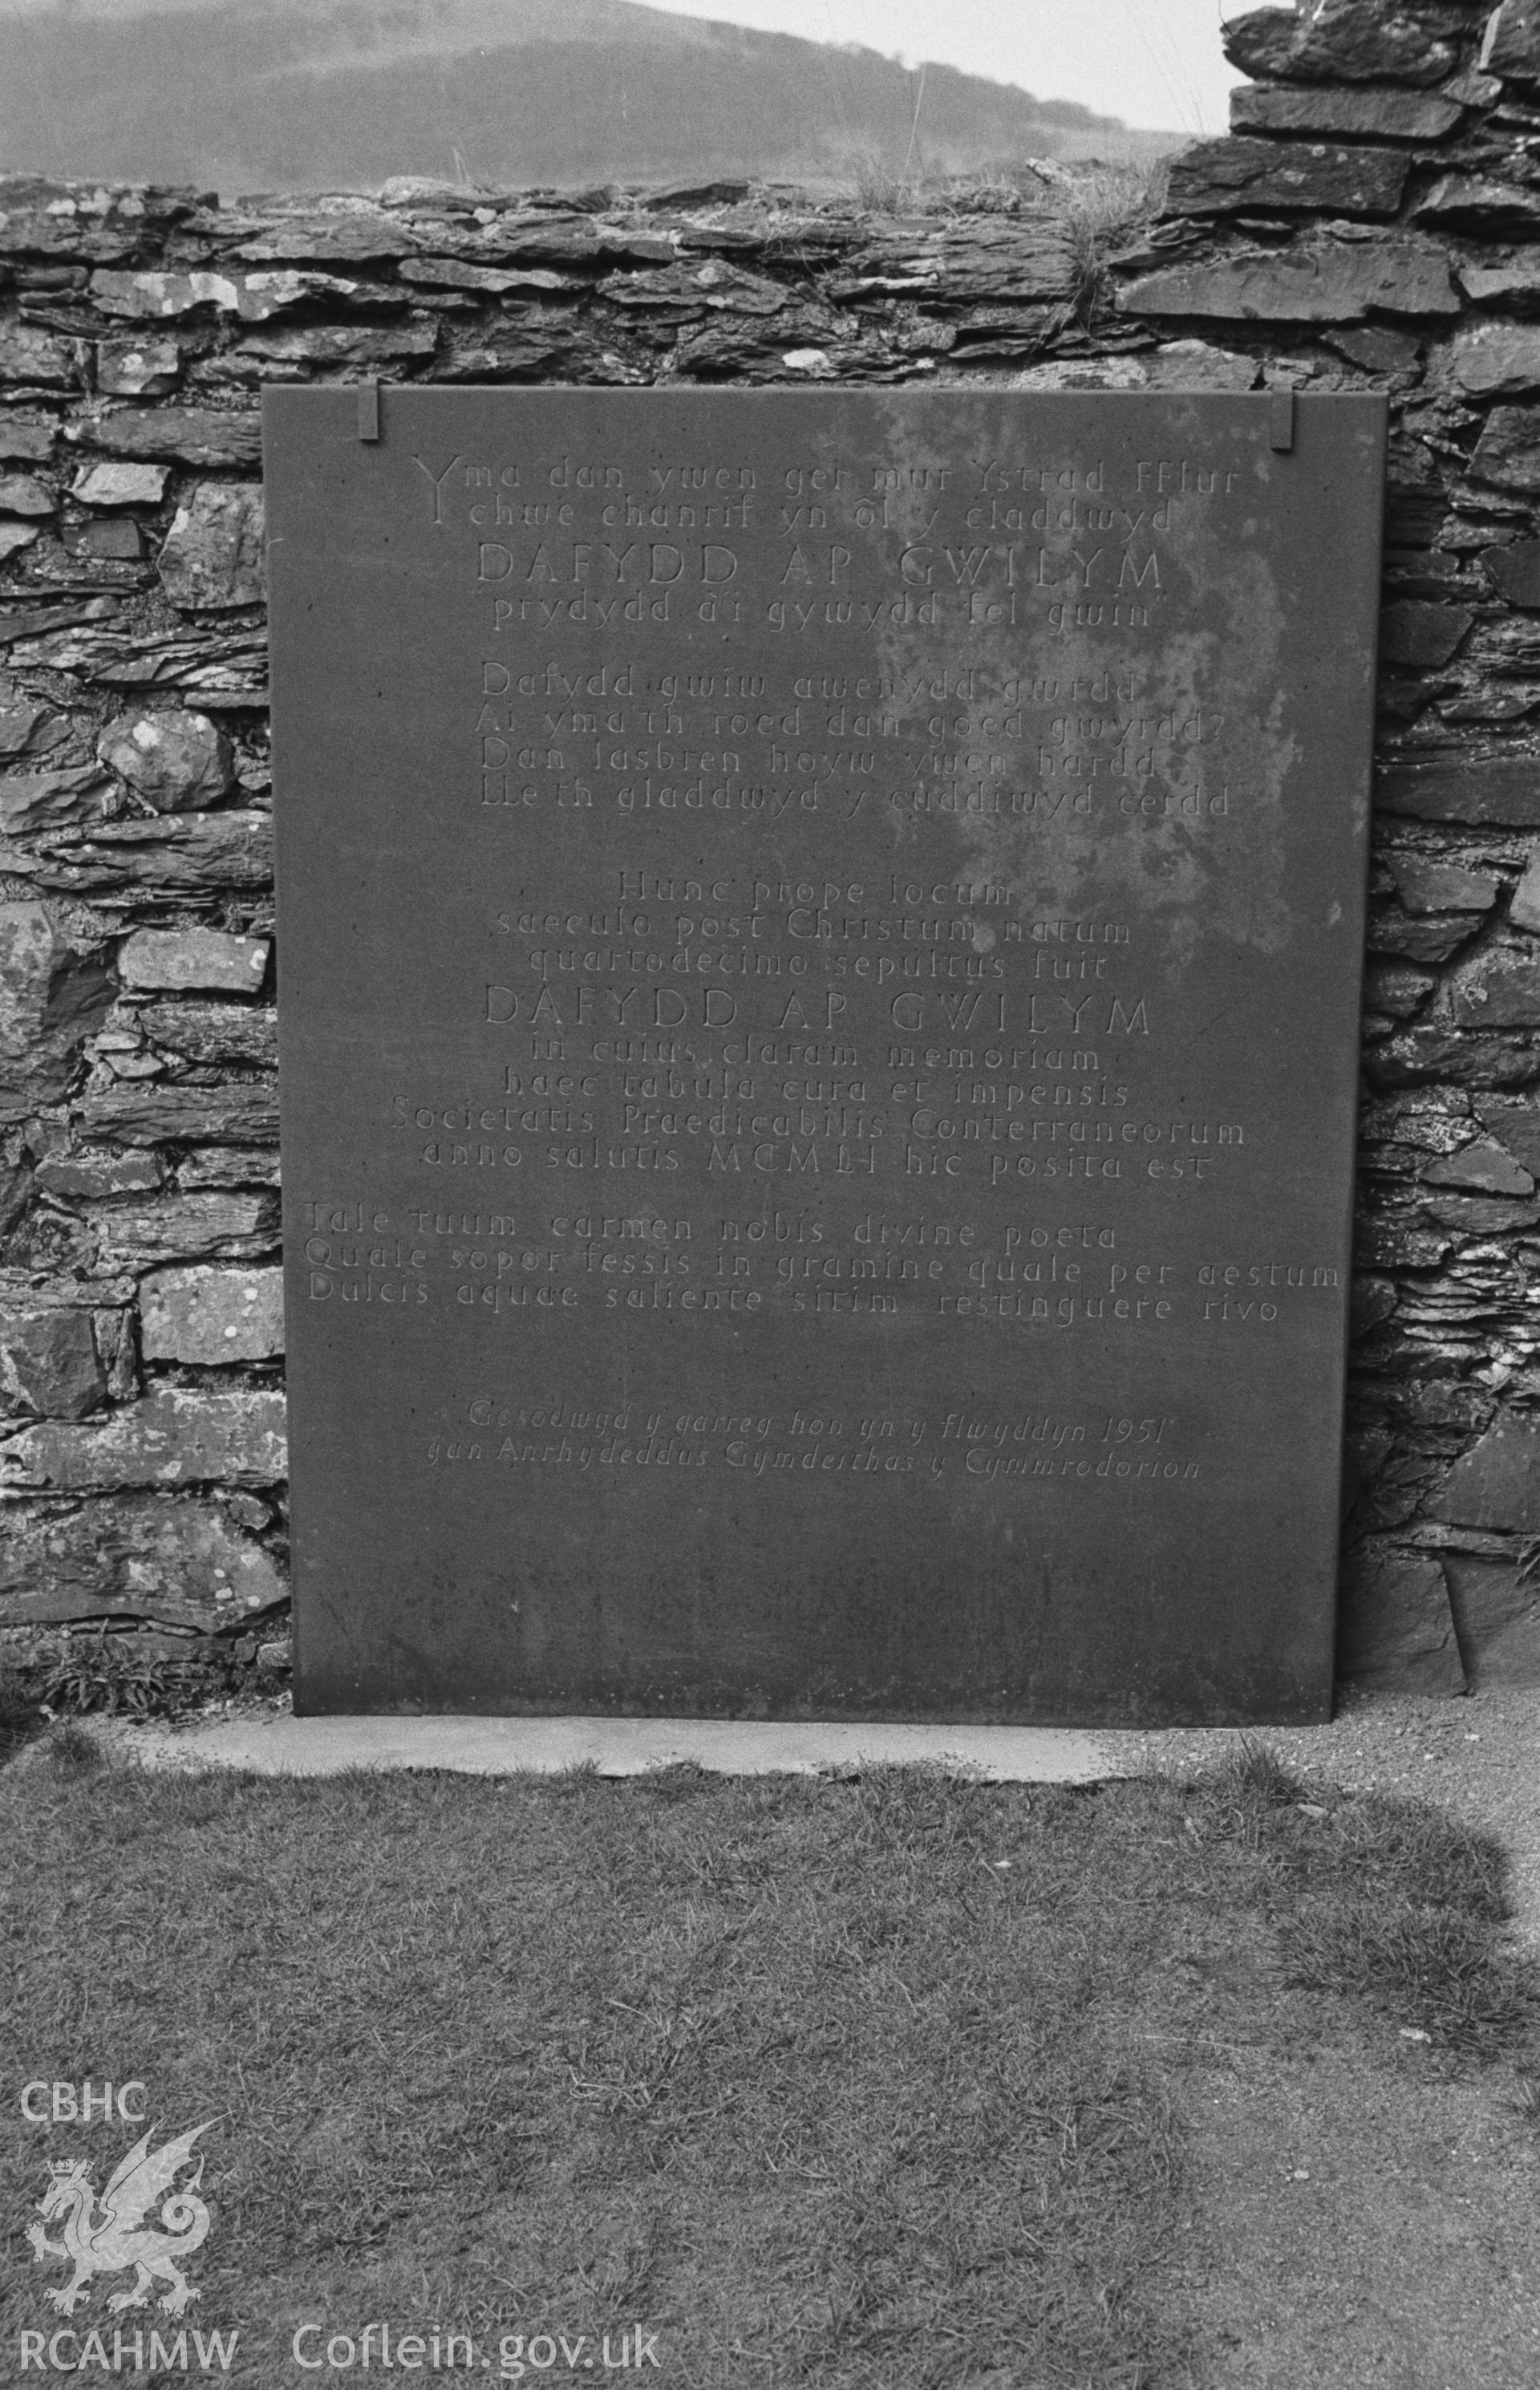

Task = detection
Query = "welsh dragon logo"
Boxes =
[26,2121,215,2317]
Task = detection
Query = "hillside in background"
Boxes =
[0,0,1175,197]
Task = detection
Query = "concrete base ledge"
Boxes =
[85,1712,1135,1783]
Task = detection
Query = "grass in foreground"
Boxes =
[1,1743,1534,2387]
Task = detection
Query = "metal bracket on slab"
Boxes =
[358,381,381,443]
[1269,390,1295,453]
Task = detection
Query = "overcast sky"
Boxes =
[655,0,1234,133]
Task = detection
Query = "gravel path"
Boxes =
[1125,1682,1540,1948]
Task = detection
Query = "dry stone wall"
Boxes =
[3,0,1540,1710]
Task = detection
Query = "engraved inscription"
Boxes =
[269,385,1383,1721]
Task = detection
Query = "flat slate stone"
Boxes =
[1363,959,1436,1016]
[1451,949,1540,1025]
[865,221,1071,305]
[1379,601,1472,666]
[1142,342,1258,392]
[136,1000,276,1068]
[267,386,1385,1727]
[0,764,108,834]
[1431,1414,1540,1532]
[1483,541,1540,607]
[1377,753,1540,826]
[74,1083,280,1146]
[80,517,143,561]
[1222,5,1458,87]
[156,482,265,610]
[92,1190,278,1268]
[0,420,54,462]
[2,703,70,757]
[1230,82,1465,139]
[1388,856,1499,913]
[1510,846,1540,929]
[230,213,419,264]
[178,1144,281,1190]
[1420,1190,1540,1233]
[1460,259,1540,306]
[0,900,113,1115]
[642,178,753,212]
[34,1146,165,1199]
[0,473,54,517]
[0,1490,284,1629]
[117,926,270,992]
[89,269,363,323]
[1120,242,1457,324]
[74,408,263,469]
[399,256,573,295]
[0,176,196,262]
[1441,1556,1540,1686]
[1368,908,1481,964]
[1162,136,1408,219]
[98,338,182,398]
[1470,1094,1538,1180]
[0,1386,286,1491]
[71,461,170,507]
[97,709,234,810]
[1421,1138,1534,1195]
[1369,1026,1539,1089]
[240,327,439,378]
[0,1305,106,1419]
[1452,323,1540,396]
[140,1264,285,1362]
[2,812,273,896]
[1468,404,1540,491]
[1416,176,1540,233]
[1483,0,1540,80]
[1336,1548,1466,1694]
[0,326,78,384]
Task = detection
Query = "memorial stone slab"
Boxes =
[265,387,1385,1723]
